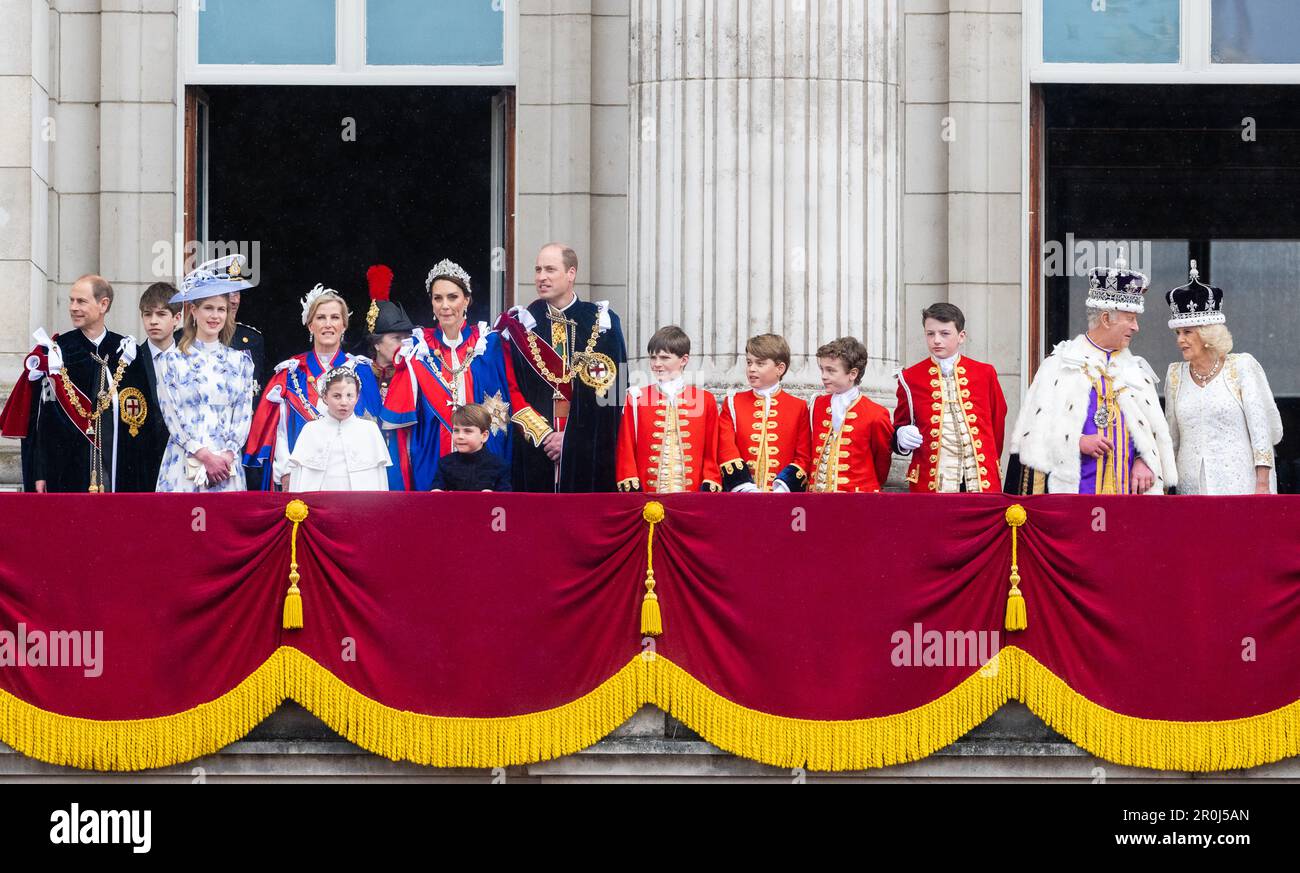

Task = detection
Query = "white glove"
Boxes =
[185,456,211,489]
[896,424,924,453]
[732,482,760,493]
[771,479,791,493]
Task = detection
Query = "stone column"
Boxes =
[515,0,631,321]
[0,0,52,382]
[98,2,176,337]
[628,0,901,395]
[0,0,52,486]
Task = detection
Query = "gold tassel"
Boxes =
[641,501,666,637]
[1004,504,1028,631]
[284,500,310,630]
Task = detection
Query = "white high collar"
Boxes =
[548,292,578,314]
[324,413,356,432]
[657,376,685,402]
[934,352,960,376]
[754,383,782,399]
[830,386,861,430]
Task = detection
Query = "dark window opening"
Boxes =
[1044,84,1300,492]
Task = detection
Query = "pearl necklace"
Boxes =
[1191,354,1222,385]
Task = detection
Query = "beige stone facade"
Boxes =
[0,1,1027,485]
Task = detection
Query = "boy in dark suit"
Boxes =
[430,404,512,492]
[138,283,181,487]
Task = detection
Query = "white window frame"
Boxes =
[1030,0,1300,84]
[181,0,518,86]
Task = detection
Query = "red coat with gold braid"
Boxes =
[717,387,811,491]
[892,355,1007,493]
[807,393,894,493]
[616,383,722,493]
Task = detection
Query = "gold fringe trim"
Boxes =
[2,646,1299,772]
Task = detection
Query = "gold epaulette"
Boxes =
[511,407,553,447]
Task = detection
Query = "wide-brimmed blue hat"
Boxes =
[171,254,256,304]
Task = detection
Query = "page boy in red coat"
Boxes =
[616,325,722,493]
[808,337,893,492]
[717,333,811,492]
[892,303,1007,492]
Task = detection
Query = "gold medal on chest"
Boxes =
[119,387,148,437]
[573,351,617,397]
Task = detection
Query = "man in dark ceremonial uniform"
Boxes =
[225,287,266,489]
[227,289,266,393]
[495,244,627,492]
[0,275,157,492]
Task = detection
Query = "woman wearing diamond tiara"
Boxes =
[381,259,540,491]
[1164,265,1282,494]
[243,285,385,490]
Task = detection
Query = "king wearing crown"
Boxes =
[1008,258,1176,495]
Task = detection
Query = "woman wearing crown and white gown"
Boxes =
[243,284,385,490]
[1164,265,1282,494]
[381,259,539,491]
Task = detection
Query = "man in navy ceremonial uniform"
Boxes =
[0,275,157,492]
[495,244,627,492]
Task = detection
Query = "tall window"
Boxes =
[1041,83,1300,491]
[1032,0,1300,80]
[185,0,516,85]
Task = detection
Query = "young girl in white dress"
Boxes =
[287,368,391,492]
[1164,272,1282,495]
[155,259,257,493]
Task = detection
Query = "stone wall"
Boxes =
[902,0,1024,469]
[516,0,631,329]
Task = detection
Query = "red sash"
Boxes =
[493,311,573,404]
[51,370,96,444]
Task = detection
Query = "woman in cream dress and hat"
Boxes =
[1164,263,1283,494]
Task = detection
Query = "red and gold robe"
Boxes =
[893,355,1006,493]
[808,392,893,493]
[616,384,722,493]
[717,387,810,491]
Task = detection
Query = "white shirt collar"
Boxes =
[549,291,578,314]
[83,328,106,348]
[830,386,861,430]
[657,376,686,402]
[148,339,172,357]
[935,352,960,376]
[754,383,782,399]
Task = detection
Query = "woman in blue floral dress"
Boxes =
[155,260,257,493]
